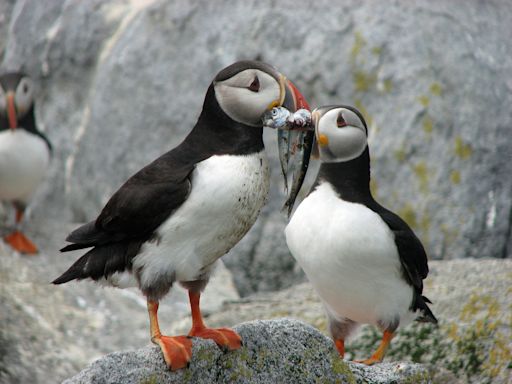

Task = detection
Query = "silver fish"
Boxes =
[262,107,291,129]
[282,128,314,217]
[264,106,314,215]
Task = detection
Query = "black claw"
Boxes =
[186,335,193,339]
[240,340,244,347]
[186,362,190,369]
[220,345,229,353]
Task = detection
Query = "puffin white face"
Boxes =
[14,76,35,118]
[214,68,284,127]
[313,107,368,162]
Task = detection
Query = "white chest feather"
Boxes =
[285,182,414,326]
[133,151,270,287]
[0,130,50,202]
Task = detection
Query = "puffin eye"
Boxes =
[336,112,347,128]
[248,76,260,92]
[23,83,29,93]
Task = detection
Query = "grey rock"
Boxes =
[1,0,511,296]
[63,318,431,384]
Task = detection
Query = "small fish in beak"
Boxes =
[261,78,315,216]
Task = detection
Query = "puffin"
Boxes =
[0,72,51,254]
[53,60,309,371]
[285,105,437,365]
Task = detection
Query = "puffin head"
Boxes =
[312,105,368,163]
[213,60,308,127]
[0,72,35,131]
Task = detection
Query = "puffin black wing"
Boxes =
[370,203,437,324]
[53,148,197,284]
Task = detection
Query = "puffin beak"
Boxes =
[6,91,17,130]
[282,78,310,113]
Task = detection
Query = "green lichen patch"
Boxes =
[394,147,407,162]
[353,70,377,92]
[417,95,430,107]
[450,170,461,184]
[429,82,443,96]
[331,354,357,384]
[454,136,473,159]
[350,31,367,62]
[345,292,512,384]
[398,203,418,229]
[413,161,429,193]
[369,179,378,198]
[371,46,382,56]
[422,116,433,134]
[139,374,159,384]
[382,78,393,93]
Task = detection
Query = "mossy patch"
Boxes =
[422,116,433,134]
[369,178,378,198]
[330,354,356,384]
[382,78,393,93]
[398,203,418,229]
[139,375,159,384]
[450,170,461,184]
[346,292,512,383]
[353,70,376,92]
[417,95,430,107]
[429,82,443,96]
[413,161,429,193]
[454,136,473,159]
[394,147,407,162]
[350,31,367,62]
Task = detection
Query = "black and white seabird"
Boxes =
[53,60,308,370]
[285,105,437,365]
[0,72,51,254]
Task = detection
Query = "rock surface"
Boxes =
[63,319,431,384]
[1,0,511,296]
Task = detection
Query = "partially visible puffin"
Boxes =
[0,72,51,254]
[285,105,437,365]
[53,61,309,370]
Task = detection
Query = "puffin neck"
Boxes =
[189,84,264,156]
[317,146,373,204]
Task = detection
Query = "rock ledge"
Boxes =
[64,319,430,384]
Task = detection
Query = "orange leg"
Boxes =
[4,207,38,254]
[187,291,242,351]
[148,300,192,371]
[334,339,345,358]
[355,330,394,365]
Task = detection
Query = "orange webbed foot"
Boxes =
[189,327,242,352]
[354,357,382,366]
[152,335,193,371]
[4,230,38,254]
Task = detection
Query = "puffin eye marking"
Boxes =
[336,112,347,128]
[248,76,260,92]
[22,83,29,93]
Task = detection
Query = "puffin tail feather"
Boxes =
[414,294,438,325]
[53,241,142,285]
[52,252,90,284]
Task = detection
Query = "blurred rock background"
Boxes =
[0,0,511,383]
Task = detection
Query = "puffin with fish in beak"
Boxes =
[285,105,437,365]
[53,60,309,371]
[0,72,51,254]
